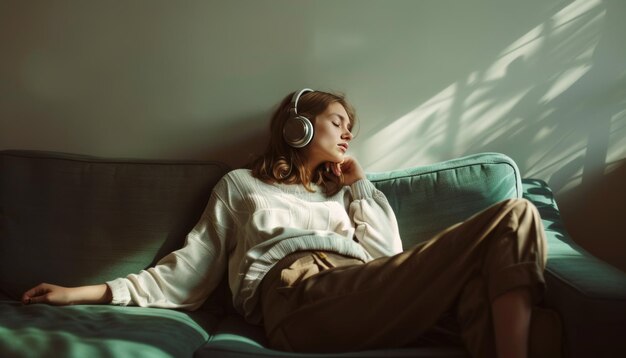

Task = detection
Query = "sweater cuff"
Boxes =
[350,179,376,200]
[106,278,131,306]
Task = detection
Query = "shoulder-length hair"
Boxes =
[249,90,357,196]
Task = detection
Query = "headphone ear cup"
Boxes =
[283,115,314,148]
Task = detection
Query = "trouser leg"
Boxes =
[261,198,547,355]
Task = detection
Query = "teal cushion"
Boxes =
[368,153,521,249]
[0,301,215,358]
[522,178,626,299]
[198,315,467,357]
[0,150,229,300]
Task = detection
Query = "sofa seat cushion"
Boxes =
[0,301,216,358]
[196,314,468,358]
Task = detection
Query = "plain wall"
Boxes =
[1,0,625,271]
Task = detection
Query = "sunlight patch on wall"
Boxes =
[525,129,588,180]
[534,125,558,143]
[607,109,626,172]
[361,84,456,171]
[524,121,592,194]
[559,164,585,193]
[479,117,526,148]
[541,65,592,103]
[360,0,611,195]
[462,89,531,140]
[484,25,544,81]
[552,0,603,29]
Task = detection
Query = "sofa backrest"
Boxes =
[0,150,521,301]
[369,152,522,249]
[0,150,229,300]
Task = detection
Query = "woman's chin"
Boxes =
[333,153,346,162]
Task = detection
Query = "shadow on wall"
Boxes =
[559,160,626,272]
[207,119,268,169]
[169,112,270,170]
[358,0,625,271]
[362,0,625,176]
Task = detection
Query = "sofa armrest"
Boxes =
[522,179,626,358]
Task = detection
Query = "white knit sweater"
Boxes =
[106,169,402,323]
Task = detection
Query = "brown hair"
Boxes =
[249,90,357,196]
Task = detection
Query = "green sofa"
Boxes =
[1,150,624,357]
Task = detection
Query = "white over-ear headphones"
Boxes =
[283,88,315,148]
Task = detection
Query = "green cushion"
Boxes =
[0,150,229,300]
[522,178,626,299]
[368,152,521,249]
[0,301,215,358]
[199,315,467,357]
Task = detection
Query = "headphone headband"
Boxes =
[290,88,314,115]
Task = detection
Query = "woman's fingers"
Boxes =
[325,156,365,183]
[22,283,66,305]
[332,162,342,176]
[22,283,47,304]
[338,156,365,185]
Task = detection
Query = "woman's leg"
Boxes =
[492,288,532,358]
[261,198,547,356]
[456,198,547,357]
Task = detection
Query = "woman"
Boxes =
[22,89,547,358]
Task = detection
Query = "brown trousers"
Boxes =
[260,198,548,357]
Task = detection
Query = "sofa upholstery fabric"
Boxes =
[0,151,228,300]
[1,150,624,357]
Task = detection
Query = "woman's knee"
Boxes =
[500,198,547,258]
[501,197,533,211]
[499,198,541,223]
[512,198,542,228]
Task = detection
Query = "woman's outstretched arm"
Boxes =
[22,283,112,305]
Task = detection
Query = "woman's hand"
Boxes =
[22,283,112,306]
[327,155,366,186]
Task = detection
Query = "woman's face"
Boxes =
[303,102,353,170]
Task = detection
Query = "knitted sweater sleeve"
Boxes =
[106,178,236,310]
[349,178,403,258]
